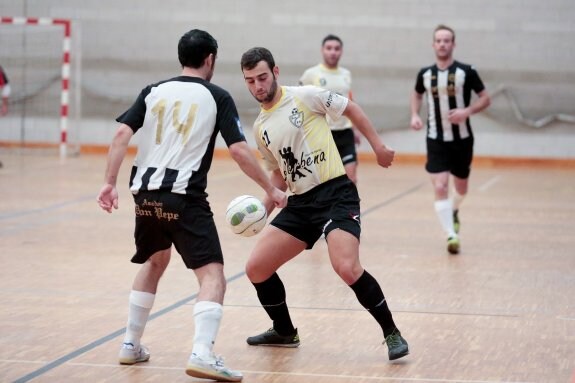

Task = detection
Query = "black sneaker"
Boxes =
[246,328,300,348]
[384,329,409,360]
[453,209,460,233]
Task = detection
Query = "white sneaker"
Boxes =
[186,353,243,382]
[118,343,150,365]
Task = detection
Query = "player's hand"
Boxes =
[263,188,287,216]
[97,184,119,213]
[375,144,395,168]
[410,115,423,130]
[269,187,287,209]
[353,129,361,145]
[448,108,470,124]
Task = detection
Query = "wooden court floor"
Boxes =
[0,152,573,383]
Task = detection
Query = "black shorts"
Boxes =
[132,191,223,269]
[332,128,357,165]
[426,137,474,179]
[270,175,361,249]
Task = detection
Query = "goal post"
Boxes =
[0,16,79,158]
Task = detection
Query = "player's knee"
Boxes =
[332,260,362,285]
[245,259,261,282]
[147,250,170,272]
[245,257,275,283]
[433,182,449,197]
[454,183,468,195]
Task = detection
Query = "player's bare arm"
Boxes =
[97,123,133,213]
[410,91,424,130]
[342,100,394,168]
[261,169,287,215]
[448,90,491,124]
[228,141,287,209]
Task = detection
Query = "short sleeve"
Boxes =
[215,92,246,147]
[468,66,486,94]
[116,86,151,133]
[414,69,425,94]
[298,85,348,122]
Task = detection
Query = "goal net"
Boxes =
[0,17,80,157]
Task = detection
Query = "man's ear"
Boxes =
[205,53,215,68]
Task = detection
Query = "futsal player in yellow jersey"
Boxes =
[240,47,409,361]
[299,35,361,183]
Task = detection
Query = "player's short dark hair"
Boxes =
[434,24,455,42]
[178,29,218,69]
[240,47,275,72]
[322,34,343,47]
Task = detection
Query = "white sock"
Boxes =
[453,190,466,211]
[191,301,223,360]
[434,199,457,238]
[123,290,155,347]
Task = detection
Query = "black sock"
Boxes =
[349,270,397,338]
[252,273,295,335]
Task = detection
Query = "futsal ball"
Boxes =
[225,195,267,237]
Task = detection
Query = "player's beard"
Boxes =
[254,75,278,104]
[324,54,340,68]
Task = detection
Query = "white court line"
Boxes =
[557,316,575,321]
[61,362,534,383]
[478,175,502,192]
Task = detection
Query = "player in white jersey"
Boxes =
[410,25,490,255]
[97,30,286,382]
[299,35,361,184]
[239,47,409,361]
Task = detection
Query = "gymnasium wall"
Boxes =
[1,0,574,158]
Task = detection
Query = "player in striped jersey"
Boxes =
[410,24,490,255]
[240,47,409,361]
[299,35,361,184]
[97,30,286,382]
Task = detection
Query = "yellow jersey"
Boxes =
[299,63,353,131]
[254,85,348,195]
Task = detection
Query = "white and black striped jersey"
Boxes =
[414,60,485,142]
[117,76,246,197]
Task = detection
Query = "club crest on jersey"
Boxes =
[289,108,304,128]
[319,78,327,86]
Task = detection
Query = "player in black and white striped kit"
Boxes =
[410,25,490,254]
[97,29,286,382]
